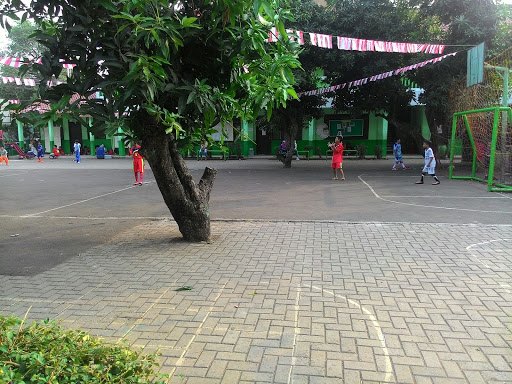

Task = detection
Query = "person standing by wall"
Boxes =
[73,140,81,163]
[37,142,44,163]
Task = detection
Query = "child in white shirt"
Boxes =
[416,140,440,185]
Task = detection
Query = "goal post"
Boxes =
[449,106,512,192]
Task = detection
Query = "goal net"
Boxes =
[449,47,512,192]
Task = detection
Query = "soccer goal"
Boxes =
[449,106,512,192]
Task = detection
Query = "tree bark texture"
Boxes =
[140,123,217,242]
[282,116,299,169]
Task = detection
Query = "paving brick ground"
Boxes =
[1,218,511,383]
[2,157,512,383]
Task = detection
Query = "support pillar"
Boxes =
[62,118,71,154]
[17,120,24,149]
[89,117,95,156]
[118,127,126,156]
[48,120,55,152]
[369,112,388,156]
[241,119,255,157]
[81,124,87,144]
[308,120,315,142]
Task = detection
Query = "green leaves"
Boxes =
[97,0,118,13]
[0,314,167,383]
[1,0,302,144]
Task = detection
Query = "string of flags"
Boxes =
[2,76,64,87]
[0,56,75,69]
[297,51,458,97]
[2,77,36,86]
[268,27,445,54]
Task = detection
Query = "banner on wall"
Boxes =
[329,119,364,137]
[211,122,234,142]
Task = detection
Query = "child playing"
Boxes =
[328,135,345,180]
[0,146,8,165]
[416,139,440,185]
[73,140,81,163]
[392,138,409,170]
[37,142,44,162]
[49,145,60,159]
[130,143,145,185]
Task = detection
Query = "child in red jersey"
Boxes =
[328,135,345,180]
[130,143,145,185]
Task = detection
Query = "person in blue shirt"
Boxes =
[74,140,81,163]
[37,142,44,163]
[392,138,409,170]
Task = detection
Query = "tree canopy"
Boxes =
[0,0,302,241]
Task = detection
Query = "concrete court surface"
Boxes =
[1,155,511,383]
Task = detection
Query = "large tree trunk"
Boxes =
[140,124,217,242]
[282,116,299,169]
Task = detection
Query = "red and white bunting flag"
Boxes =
[2,77,37,87]
[287,29,305,45]
[297,51,458,98]
[373,41,385,52]
[0,57,21,67]
[317,34,333,49]
[406,43,419,53]
[309,33,318,46]
[268,27,279,42]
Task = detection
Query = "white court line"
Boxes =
[465,238,512,269]
[287,284,301,384]
[55,279,108,318]
[358,174,512,214]
[0,214,170,220]
[23,184,148,217]
[499,283,511,294]
[167,282,227,382]
[0,171,29,177]
[381,195,507,199]
[118,280,179,344]
[306,284,394,383]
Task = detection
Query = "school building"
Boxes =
[4,85,429,158]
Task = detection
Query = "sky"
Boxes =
[1,0,512,54]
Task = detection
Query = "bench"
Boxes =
[297,150,310,160]
[276,151,310,161]
[197,149,228,160]
[325,149,358,159]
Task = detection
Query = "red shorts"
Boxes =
[331,162,342,169]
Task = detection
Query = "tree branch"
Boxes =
[198,167,218,202]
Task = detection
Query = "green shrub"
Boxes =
[356,144,367,159]
[374,145,383,159]
[0,314,167,384]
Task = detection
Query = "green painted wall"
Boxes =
[271,139,387,157]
